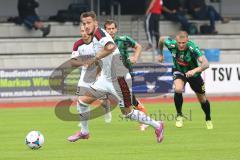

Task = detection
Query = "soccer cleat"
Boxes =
[104,111,112,123]
[176,116,183,128]
[67,131,89,142]
[155,121,164,143]
[206,120,213,129]
[139,124,149,131]
[41,25,51,37]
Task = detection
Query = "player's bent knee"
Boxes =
[76,99,90,113]
[78,96,95,105]
[196,93,207,103]
[175,88,184,94]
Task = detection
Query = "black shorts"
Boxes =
[172,69,205,94]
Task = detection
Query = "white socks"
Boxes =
[77,100,90,134]
[127,109,160,129]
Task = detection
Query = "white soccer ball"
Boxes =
[25,131,44,149]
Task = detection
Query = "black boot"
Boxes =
[41,24,51,37]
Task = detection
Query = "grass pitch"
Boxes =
[0,101,240,160]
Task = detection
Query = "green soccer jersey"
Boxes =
[114,35,137,69]
[164,37,203,77]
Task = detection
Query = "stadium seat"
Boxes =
[163,50,173,63]
[204,49,220,62]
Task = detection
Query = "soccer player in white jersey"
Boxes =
[68,11,164,143]
[68,24,112,141]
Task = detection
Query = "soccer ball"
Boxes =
[25,131,44,149]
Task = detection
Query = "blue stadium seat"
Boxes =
[163,50,173,63]
[163,49,220,63]
[204,49,220,62]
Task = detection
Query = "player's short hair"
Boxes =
[176,31,188,39]
[104,19,118,29]
[80,11,97,21]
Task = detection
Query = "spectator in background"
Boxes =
[18,0,51,37]
[144,0,163,51]
[186,0,230,34]
[162,0,191,33]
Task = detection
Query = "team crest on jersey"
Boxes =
[180,54,184,60]
[170,44,175,48]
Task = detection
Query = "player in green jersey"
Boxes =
[158,31,213,129]
[104,19,149,131]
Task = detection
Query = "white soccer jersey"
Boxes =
[90,28,132,108]
[71,39,96,87]
[92,28,123,80]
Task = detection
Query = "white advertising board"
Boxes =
[185,64,240,94]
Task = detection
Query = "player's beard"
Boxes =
[110,33,115,39]
[88,26,96,36]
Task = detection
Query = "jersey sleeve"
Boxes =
[95,28,115,47]
[71,39,83,59]
[71,50,80,59]
[125,36,137,48]
[164,36,177,49]
[99,36,114,47]
[188,41,203,58]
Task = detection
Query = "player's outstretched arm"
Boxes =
[95,42,117,60]
[87,42,117,67]
[129,43,142,64]
[158,36,165,63]
[70,58,85,67]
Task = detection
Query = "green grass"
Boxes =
[0,101,240,160]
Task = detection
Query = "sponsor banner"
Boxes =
[0,68,80,98]
[0,64,174,98]
[185,64,240,94]
[132,63,173,94]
